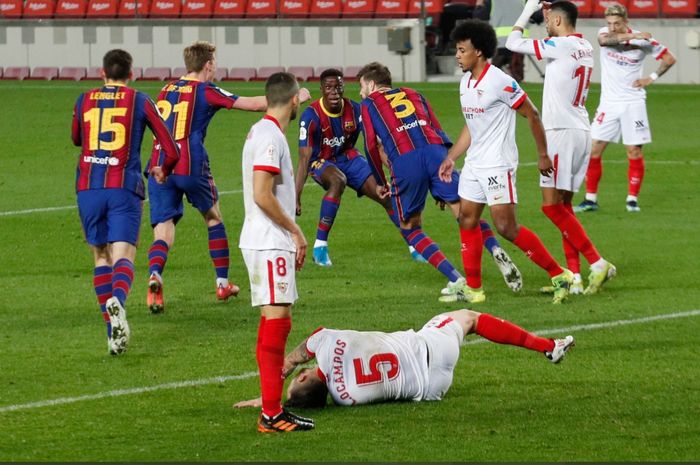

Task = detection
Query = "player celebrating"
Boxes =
[233,308,574,409]
[72,49,179,355]
[439,20,573,304]
[239,72,314,433]
[506,0,616,295]
[576,4,676,213]
[146,41,268,313]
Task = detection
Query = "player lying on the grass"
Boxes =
[234,309,574,410]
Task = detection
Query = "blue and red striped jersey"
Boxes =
[360,87,451,185]
[150,78,239,176]
[71,84,179,198]
[298,98,362,164]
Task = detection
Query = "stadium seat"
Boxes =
[280,0,310,16]
[627,0,659,17]
[315,65,342,76]
[55,0,87,17]
[288,66,314,81]
[226,67,257,81]
[28,67,59,80]
[141,67,171,80]
[182,0,214,17]
[0,0,23,18]
[131,67,144,80]
[593,0,628,18]
[569,0,593,17]
[245,0,276,16]
[149,0,180,16]
[85,67,102,80]
[375,0,408,17]
[2,67,30,80]
[309,0,341,16]
[213,68,229,81]
[172,67,187,78]
[23,0,56,17]
[342,0,375,16]
[118,0,150,16]
[58,67,87,81]
[661,0,697,16]
[0,68,3,79]
[255,66,285,81]
[408,0,444,16]
[87,0,118,17]
[343,66,362,80]
[212,0,246,16]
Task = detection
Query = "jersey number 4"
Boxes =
[572,66,592,108]
[353,352,400,385]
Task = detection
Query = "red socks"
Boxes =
[513,226,563,278]
[542,204,601,265]
[258,317,291,418]
[561,204,581,274]
[256,316,266,367]
[476,313,554,353]
[628,157,644,197]
[586,157,602,195]
[460,226,483,289]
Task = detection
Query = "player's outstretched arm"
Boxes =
[516,98,552,177]
[633,49,677,88]
[232,96,267,112]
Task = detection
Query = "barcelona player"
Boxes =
[72,49,179,354]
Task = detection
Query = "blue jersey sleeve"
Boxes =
[298,106,319,149]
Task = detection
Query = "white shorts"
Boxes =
[458,164,518,206]
[590,100,652,146]
[540,128,591,193]
[241,248,298,307]
[418,314,464,401]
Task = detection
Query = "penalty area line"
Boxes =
[1,309,699,414]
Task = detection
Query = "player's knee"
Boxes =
[494,220,517,240]
[327,174,347,196]
[450,309,480,335]
[626,145,643,159]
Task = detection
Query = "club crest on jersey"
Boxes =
[344,120,355,131]
[503,81,519,93]
[277,281,289,293]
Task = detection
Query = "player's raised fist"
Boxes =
[298,88,312,104]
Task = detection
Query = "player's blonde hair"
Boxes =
[604,4,628,19]
[183,41,216,73]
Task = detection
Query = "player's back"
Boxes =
[307,327,429,406]
[360,87,451,162]
[541,34,594,130]
[299,98,362,162]
[74,84,156,198]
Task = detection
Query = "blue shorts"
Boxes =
[389,145,460,222]
[309,155,373,196]
[77,189,143,246]
[148,174,219,226]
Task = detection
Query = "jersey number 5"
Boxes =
[83,107,127,151]
[572,66,592,108]
[157,100,190,140]
[353,353,400,385]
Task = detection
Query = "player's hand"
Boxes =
[150,166,167,184]
[435,199,446,211]
[523,0,543,14]
[438,158,454,183]
[538,155,554,177]
[376,184,391,200]
[635,32,652,40]
[291,226,307,270]
[296,197,302,216]
[632,77,654,88]
[298,88,312,104]
[233,397,262,408]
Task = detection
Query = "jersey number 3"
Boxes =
[353,353,400,385]
[385,92,416,119]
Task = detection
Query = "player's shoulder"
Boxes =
[301,103,320,120]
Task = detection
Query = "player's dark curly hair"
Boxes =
[550,1,579,28]
[284,376,329,409]
[103,49,132,80]
[450,20,497,59]
[319,68,343,82]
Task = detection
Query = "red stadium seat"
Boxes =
[593,0,628,17]
[627,0,659,16]
[0,0,23,18]
[660,0,697,16]
[85,67,102,80]
[55,0,87,17]
[131,67,144,80]
[226,67,257,81]
[0,68,3,79]
[375,0,408,17]
[212,0,246,16]
[342,0,375,17]
[246,0,276,16]
[255,66,285,81]
[288,66,314,81]
[343,66,362,80]
[149,0,180,16]
[58,67,87,81]
[213,68,229,81]
[408,0,444,16]
[569,0,593,17]
[182,0,214,17]
[309,0,341,16]
[141,67,171,81]
[23,0,56,17]
[172,67,187,78]
[28,67,59,80]
[118,0,150,16]
[87,0,118,17]
[2,67,30,80]
[280,0,310,16]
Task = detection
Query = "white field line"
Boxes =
[1,308,698,414]
[2,158,698,217]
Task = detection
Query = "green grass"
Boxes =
[1,80,699,461]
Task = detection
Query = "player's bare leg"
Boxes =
[313,165,347,267]
[148,219,175,313]
[625,144,644,212]
[576,139,607,212]
[203,203,239,300]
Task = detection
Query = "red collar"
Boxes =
[568,33,583,38]
[263,114,281,130]
[469,62,490,89]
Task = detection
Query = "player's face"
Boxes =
[544,10,562,36]
[321,76,344,112]
[455,40,480,72]
[359,77,374,100]
[606,15,627,34]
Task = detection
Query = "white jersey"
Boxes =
[306,327,430,406]
[598,27,668,104]
[239,116,296,252]
[506,31,594,130]
[459,63,527,170]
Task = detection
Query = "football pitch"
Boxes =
[1,79,699,461]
